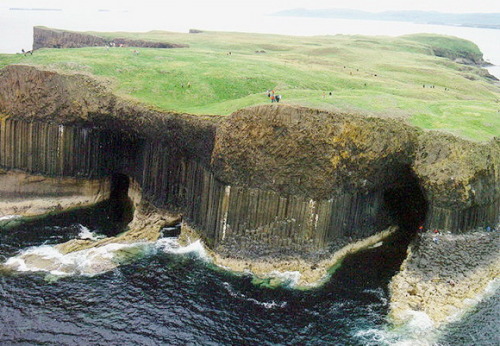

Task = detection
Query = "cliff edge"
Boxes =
[0,64,498,327]
[33,26,189,50]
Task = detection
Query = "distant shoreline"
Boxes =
[273,9,500,31]
[9,8,62,12]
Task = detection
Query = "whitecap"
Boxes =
[268,270,302,287]
[156,237,208,260]
[363,287,388,306]
[355,317,439,346]
[3,241,150,277]
[354,328,389,346]
[222,282,287,309]
[77,224,105,241]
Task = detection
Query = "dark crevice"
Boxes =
[383,167,428,238]
[108,173,134,226]
[110,173,130,201]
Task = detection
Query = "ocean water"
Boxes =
[1,206,498,345]
[1,8,499,344]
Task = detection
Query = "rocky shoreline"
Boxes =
[0,57,498,332]
[179,223,398,288]
[2,171,498,328]
[389,230,500,327]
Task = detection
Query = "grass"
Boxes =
[0,29,499,141]
[401,33,484,62]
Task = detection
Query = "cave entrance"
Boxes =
[108,173,133,226]
[383,168,428,236]
[110,173,130,201]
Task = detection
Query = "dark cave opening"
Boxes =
[110,173,130,201]
[326,169,430,295]
[108,173,133,225]
[383,168,428,236]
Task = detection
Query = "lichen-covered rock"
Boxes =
[212,105,419,199]
[0,65,115,122]
[0,64,498,244]
[0,65,217,163]
[413,133,499,208]
[413,133,500,231]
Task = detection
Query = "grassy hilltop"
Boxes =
[1,29,499,141]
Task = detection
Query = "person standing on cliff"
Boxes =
[270,90,275,102]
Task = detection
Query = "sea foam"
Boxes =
[156,237,208,260]
[77,224,105,241]
[222,282,287,309]
[4,241,150,276]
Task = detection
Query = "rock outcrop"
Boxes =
[0,64,498,257]
[389,231,499,327]
[0,170,110,228]
[33,26,189,50]
[0,63,498,327]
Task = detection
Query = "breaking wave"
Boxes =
[77,224,105,241]
[3,241,151,277]
[156,237,208,259]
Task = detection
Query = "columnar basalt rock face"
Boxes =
[0,65,498,259]
[0,170,110,221]
[33,26,189,50]
[0,65,115,123]
[0,119,125,177]
[413,133,500,231]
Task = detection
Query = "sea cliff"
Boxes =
[0,63,498,325]
[33,26,189,50]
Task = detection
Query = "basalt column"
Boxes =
[0,118,126,177]
[413,133,500,232]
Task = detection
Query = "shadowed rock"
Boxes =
[0,65,498,258]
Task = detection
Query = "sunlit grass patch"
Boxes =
[0,29,498,141]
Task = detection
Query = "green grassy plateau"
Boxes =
[1,29,499,141]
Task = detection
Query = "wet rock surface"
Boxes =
[408,231,499,281]
[389,230,500,326]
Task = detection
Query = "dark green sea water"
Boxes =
[0,207,498,345]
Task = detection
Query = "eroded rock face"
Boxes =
[1,58,497,331]
[0,64,498,255]
[413,134,500,231]
[212,105,419,199]
[33,26,189,50]
[0,65,115,122]
[0,170,110,222]
[0,65,217,164]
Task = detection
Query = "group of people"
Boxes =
[266,90,281,103]
[21,49,33,56]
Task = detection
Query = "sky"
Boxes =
[2,0,500,14]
